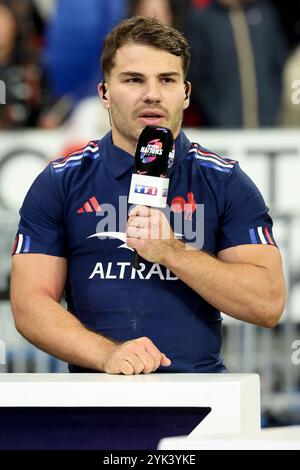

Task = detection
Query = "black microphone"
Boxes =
[128,126,174,270]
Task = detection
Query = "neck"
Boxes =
[111,128,136,156]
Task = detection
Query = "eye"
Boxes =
[162,77,175,83]
[126,77,143,83]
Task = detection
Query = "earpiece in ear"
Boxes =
[102,81,107,100]
[184,80,190,100]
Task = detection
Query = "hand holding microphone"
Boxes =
[128,126,174,269]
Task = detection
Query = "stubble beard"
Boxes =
[110,104,184,147]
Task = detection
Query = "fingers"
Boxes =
[113,353,153,375]
[138,337,172,370]
[104,341,155,375]
[119,359,135,375]
[124,342,157,374]
[161,353,172,367]
[129,205,151,218]
[127,351,155,375]
[126,226,148,239]
[128,216,149,229]
[126,214,160,240]
[127,208,173,242]
[126,212,149,240]
[139,337,166,370]
[137,337,163,371]
[133,350,155,374]
[104,337,172,375]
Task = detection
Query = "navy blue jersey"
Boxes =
[12,131,277,373]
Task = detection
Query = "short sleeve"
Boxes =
[12,164,66,257]
[217,164,277,251]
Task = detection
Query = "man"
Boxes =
[11,16,285,375]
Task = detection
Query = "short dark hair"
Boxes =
[101,16,190,80]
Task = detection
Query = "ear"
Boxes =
[183,80,191,110]
[98,82,110,109]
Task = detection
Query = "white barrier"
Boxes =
[0,373,260,437]
[158,426,300,450]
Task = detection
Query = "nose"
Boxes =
[142,79,161,104]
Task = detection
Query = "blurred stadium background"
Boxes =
[0,0,300,428]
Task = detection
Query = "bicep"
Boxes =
[11,254,67,303]
[217,244,285,295]
[217,244,282,269]
[217,245,286,321]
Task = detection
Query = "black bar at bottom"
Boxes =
[0,407,211,450]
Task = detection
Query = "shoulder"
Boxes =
[50,140,101,174]
[36,139,103,202]
[187,142,238,175]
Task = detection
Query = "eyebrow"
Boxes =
[118,71,181,78]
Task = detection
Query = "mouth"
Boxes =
[138,111,165,124]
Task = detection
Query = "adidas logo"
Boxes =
[77,196,102,214]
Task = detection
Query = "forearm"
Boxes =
[162,241,281,327]
[11,292,116,371]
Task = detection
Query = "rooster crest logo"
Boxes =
[171,192,197,221]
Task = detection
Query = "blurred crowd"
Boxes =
[0,0,300,132]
